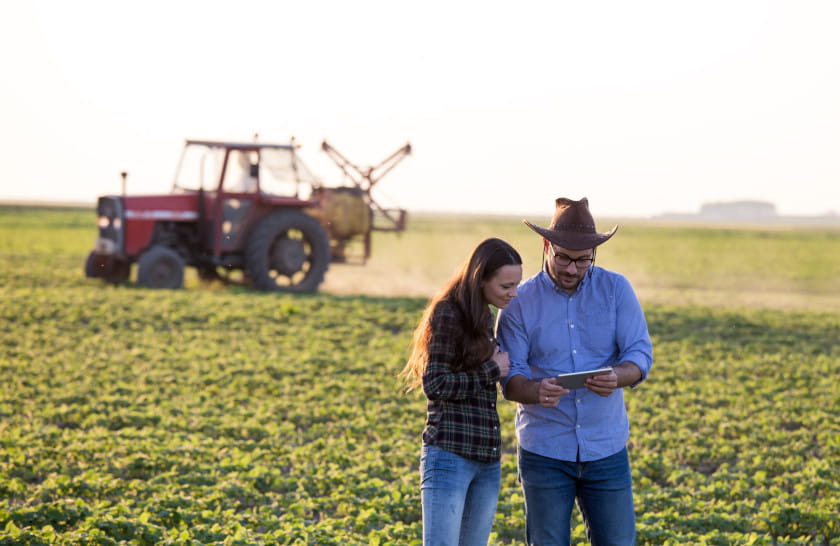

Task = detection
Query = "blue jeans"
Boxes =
[420,444,501,546]
[518,446,635,546]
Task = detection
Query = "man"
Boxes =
[497,197,653,545]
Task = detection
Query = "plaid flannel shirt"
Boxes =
[421,300,502,463]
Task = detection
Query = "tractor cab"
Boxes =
[172,139,318,199]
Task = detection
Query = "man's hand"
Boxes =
[585,368,618,397]
[538,378,568,407]
[585,362,643,396]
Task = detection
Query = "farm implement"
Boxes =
[84,138,411,292]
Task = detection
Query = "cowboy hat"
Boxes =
[523,197,618,250]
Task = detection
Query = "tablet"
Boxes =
[554,367,613,390]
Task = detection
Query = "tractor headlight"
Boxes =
[98,216,122,229]
[95,196,125,252]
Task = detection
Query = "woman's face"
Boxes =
[481,264,523,309]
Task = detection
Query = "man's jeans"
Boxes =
[518,446,635,546]
[420,444,501,546]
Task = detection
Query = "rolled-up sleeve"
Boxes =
[614,275,653,383]
[496,296,531,395]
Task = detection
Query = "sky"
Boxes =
[1,0,839,219]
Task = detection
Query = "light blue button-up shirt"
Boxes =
[497,267,653,462]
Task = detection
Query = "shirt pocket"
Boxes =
[577,298,617,360]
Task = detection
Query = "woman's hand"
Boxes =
[493,347,510,378]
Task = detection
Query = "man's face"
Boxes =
[545,242,594,294]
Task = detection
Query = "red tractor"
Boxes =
[84,138,410,292]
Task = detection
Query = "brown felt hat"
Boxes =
[523,197,618,250]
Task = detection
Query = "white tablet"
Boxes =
[554,367,613,390]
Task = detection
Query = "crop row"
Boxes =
[0,205,838,544]
[2,282,838,544]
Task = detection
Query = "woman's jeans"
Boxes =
[420,444,501,546]
[518,446,635,546]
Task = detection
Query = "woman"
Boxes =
[401,237,523,545]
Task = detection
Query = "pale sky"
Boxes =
[2,0,839,218]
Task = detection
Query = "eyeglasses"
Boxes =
[548,245,593,268]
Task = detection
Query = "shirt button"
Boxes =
[576,399,581,403]
[576,424,581,429]
[570,324,575,328]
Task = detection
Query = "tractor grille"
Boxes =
[97,196,124,251]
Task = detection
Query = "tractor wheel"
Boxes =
[84,252,131,284]
[137,245,185,289]
[84,251,103,278]
[245,210,330,293]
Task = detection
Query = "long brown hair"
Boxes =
[401,238,522,391]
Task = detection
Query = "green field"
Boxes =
[1,205,839,545]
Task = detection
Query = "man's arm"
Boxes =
[614,276,653,384]
[613,361,643,387]
[506,375,569,407]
